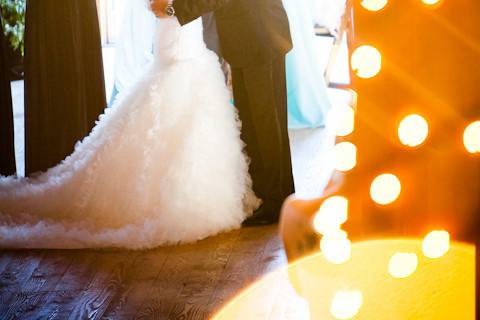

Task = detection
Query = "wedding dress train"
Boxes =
[0,17,258,249]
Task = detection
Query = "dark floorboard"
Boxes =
[0,225,286,320]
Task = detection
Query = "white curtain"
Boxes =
[311,0,347,35]
[113,0,156,93]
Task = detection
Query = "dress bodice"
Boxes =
[153,17,207,66]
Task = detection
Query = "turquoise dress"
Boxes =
[284,0,332,129]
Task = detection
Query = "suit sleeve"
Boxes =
[173,0,230,25]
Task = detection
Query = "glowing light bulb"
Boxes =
[321,231,351,264]
[398,114,429,147]
[351,45,382,79]
[463,121,480,154]
[370,173,401,205]
[388,252,418,279]
[331,289,363,320]
[422,0,441,5]
[331,105,355,137]
[313,196,349,235]
[361,0,388,11]
[423,230,450,259]
[334,142,357,172]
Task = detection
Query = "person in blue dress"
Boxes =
[283,0,332,129]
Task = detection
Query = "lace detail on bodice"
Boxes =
[153,17,207,66]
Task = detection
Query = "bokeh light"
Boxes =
[331,105,355,137]
[334,142,357,172]
[423,230,450,259]
[398,114,429,147]
[313,196,349,235]
[361,0,388,11]
[330,289,363,320]
[370,173,402,205]
[422,0,441,5]
[463,121,480,154]
[321,231,352,264]
[388,252,418,279]
[351,45,382,79]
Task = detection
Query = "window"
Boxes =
[97,0,126,46]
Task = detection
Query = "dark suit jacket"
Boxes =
[173,0,292,68]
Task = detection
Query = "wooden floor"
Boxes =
[0,225,286,320]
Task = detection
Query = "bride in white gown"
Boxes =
[0,16,259,249]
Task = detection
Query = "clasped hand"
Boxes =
[150,0,170,18]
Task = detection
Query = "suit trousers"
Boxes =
[232,56,295,218]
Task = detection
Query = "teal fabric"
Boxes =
[284,0,332,129]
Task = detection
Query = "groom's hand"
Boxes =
[150,0,169,18]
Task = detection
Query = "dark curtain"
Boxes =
[24,0,106,175]
[0,13,16,176]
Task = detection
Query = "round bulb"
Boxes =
[398,114,429,147]
[334,142,357,172]
[313,196,349,235]
[331,105,355,137]
[331,289,363,320]
[422,0,441,4]
[361,0,388,11]
[423,230,450,259]
[463,121,480,154]
[370,173,402,205]
[321,231,351,265]
[351,45,382,79]
[388,252,418,279]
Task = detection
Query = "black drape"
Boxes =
[0,13,16,176]
[24,0,106,175]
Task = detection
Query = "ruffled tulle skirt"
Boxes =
[0,50,258,249]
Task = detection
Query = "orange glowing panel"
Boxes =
[398,114,429,147]
[351,45,382,79]
[213,240,475,319]
[370,173,402,205]
[361,0,388,12]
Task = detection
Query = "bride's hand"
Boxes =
[149,0,169,18]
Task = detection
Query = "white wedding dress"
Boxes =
[0,17,258,249]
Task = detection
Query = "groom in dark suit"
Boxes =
[151,0,295,225]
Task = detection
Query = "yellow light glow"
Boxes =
[313,196,349,235]
[422,0,441,5]
[370,173,401,205]
[331,105,355,137]
[331,289,363,320]
[334,142,357,172]
[361,0,388,11]
[351,45,382,79]
[463,121,480,154]
[321,231,352,264]
[398,114,429,147]
[388,252,418,279]
[423,230,450,259]
[213,240,475,320]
